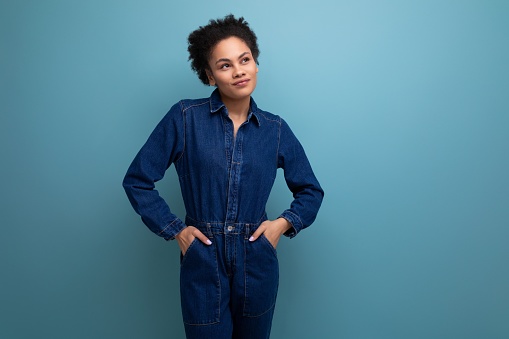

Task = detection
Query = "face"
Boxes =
[206,36,258,102]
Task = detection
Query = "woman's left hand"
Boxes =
[249,218,291,249]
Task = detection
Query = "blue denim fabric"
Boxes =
[122,88,323,337]
[122,88,324,240]
[180,220,278,339]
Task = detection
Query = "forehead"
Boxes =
[209,36,251,60]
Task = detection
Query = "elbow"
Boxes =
[122,172,136,196]
[122,174,130,191]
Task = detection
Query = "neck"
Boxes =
[221,94,250,120]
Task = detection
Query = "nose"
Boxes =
[232,65,245,78]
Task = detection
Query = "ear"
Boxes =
[206,69,216,86]
[256,67,259,73]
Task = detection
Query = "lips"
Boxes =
[233,79,250,86]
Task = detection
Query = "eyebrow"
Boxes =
[215,52,251,65]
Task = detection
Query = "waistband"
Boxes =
[185,215,268,236]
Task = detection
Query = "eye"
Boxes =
[220,63,230,69]
[241,57,250,63]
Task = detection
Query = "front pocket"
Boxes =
[243,236,279,317]
[180,240,220,325]
[260,234,278,256]
[180,238,198,265]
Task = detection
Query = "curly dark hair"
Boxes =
[188,14,260,85]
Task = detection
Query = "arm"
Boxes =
[122,103,187,240]
[250,118,324,245]
[277,118,324,238]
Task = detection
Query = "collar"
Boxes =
[209,88,261,126]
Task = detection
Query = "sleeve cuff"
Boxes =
[158,218,187,241]
[279,210,303,239]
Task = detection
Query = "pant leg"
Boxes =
[184,307,233,339]
[180,233,232,339]
[232,306,276,339]
[230,230,279,339]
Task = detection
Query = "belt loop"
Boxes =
[245,224,250,240]
[206,223,212,238]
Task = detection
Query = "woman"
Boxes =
[123,14,324,339]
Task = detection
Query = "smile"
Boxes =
[233,79,250,86]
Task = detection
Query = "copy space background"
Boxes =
[1,1,508,338]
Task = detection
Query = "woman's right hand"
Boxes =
[175,226,212,255]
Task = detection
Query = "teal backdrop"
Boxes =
[1,1,508,338]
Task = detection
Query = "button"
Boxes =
[227,226,234,231]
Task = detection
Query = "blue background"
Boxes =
[1,1,508,338]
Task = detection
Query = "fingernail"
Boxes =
[249,236,254,241]
[206,240,212,245]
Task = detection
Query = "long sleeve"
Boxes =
[122,103,186,240]
[277,118,324,238]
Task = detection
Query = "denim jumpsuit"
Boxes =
[123,89,324,338]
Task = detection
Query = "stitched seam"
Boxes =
[181,100,208,112]
[276,117,282,167]
[261,234,277,257]
[285,210,303,228]
[175,101,186,163]
[215,238,221,324]
[179,238,198,266]
[256,111,281,123]
[158,218,180,236]
[244,303,276,318]
[183,320,221,326]
[243,236,248,316]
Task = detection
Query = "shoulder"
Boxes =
[255,108,297,136]
[254,107,283,126]
[177,96,210,113]
[159,96,209,123]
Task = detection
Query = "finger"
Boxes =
[249,225,266,242]
[192,228,212,245]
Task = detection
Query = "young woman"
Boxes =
[123,14,324,339]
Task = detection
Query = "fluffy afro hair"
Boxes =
[188,14,260,85]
